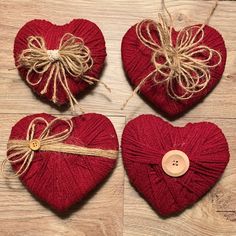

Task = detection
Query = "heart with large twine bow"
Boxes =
[121,0,227,117]
[121,114,229,216]
[14,19,108,113]
[1,113,119,212]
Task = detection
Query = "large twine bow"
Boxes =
[122,0,221,109]
[18,33,110,113]
[1,117,118,178]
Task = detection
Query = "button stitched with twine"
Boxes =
[1,117,118,178]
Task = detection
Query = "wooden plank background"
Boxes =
[0,0,236,235]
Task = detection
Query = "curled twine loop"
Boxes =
[121,0,221,109]
[18,33,111,113]
[1,117,118,178]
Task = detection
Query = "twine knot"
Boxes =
[157,47,181,74]
[47,49,60,62]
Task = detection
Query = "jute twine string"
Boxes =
[122,0,221,110]
[18,33,110,113]
[1,117,118,178]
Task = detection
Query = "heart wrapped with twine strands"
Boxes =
[14,19,107,113]
[121,1,226,117]
[121,115,229,216]
[1,113,119,212]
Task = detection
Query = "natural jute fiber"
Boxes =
[18,33,110,113]
[122,0,221,110]
[1,117,118,178]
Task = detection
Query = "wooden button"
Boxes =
[161,150,190,177]
[29,139,41,151]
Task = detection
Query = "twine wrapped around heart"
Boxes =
[1,117,118,178]
[122,0,221,109]
[17,33,110,113]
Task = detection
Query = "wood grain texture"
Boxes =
[0,0,236,235]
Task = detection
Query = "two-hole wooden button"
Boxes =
[29,139,41,151]
[161,150,190,177]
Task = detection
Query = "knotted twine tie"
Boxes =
[122,0,221,109]
[1,117,118,178]
[18,33,110,113]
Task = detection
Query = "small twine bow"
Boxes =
[122,0,221,109]
[18,33,110,113]
[1,117,118,178]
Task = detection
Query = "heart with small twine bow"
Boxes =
[121,115,229,216]
[121,0,226,117]
[1,113,119,212]
[14,19,107,113]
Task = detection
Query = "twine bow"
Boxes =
[1,117,118,178]
[122,0,221,109]
[18,33,110,113]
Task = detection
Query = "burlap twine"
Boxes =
[122,0,221,109]
[18,33,110,113]
[1,117,118,178]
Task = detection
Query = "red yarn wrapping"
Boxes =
[121,23,227,117]
[14,19,106,106]
[8,113,118,212]
[121,115,229,216]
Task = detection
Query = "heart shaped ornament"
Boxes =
[121,115,229,216]
[121,17,227,117]
[2,113,119,212]
[14,19,106,110]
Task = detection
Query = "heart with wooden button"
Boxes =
[121,15,227,117]
[14,19,106,111]
[162,150,190,177]
[121,115,230,216]
[2,113,119,213]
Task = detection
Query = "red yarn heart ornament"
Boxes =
[3,113,118,212]
[14,19,106,111]
[121,15,226,117]
[122,115,229,216]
